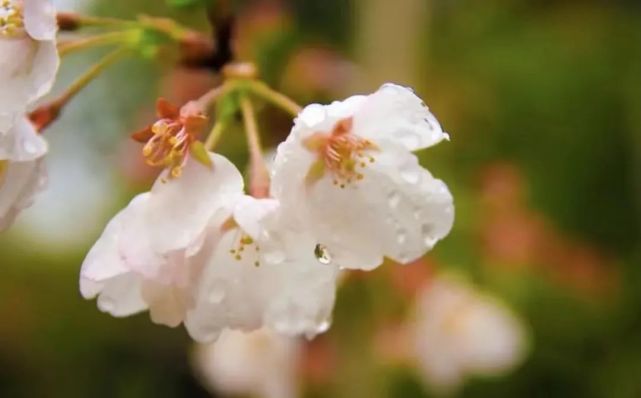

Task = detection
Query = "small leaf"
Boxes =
[190,141,213,169]
[131,126,153,143]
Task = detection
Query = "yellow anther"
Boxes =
[304,117,378,188]
[0,0,24,38]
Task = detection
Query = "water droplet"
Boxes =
[22,138,39,155]
[387,191,400,208]
[421,224,437,248]
[264,249,285,264]
[401,169,420,184]
[314,244,332,265]
[207,281,226,304]
[316,320,331,333]
[397,230,407,244]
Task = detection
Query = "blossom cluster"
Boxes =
[80,83,455,342]
[0,0,59,230]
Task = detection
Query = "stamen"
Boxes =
[227,228,260,266]
[0,0,24,38]
[304,117,378,187]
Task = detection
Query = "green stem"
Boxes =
[204,119,227,151]
[245,81,303,117]
[191,81,238,113]
[240,95,270,198]
[57,31,134,56]
[56,47,129,106]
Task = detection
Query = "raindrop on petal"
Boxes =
[388,191,401,208]
[264,249,285,264]
[314,244,332,265]
[207,280,226,304]
[401,169,420,184]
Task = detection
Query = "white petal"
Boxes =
[0,113,17,133]
[0,157,46,231]
[95,273,147,317]
[0,38,59,112]
[146,153,243,253]
[355,83,449,151]
[28,39,59,100]
[186,201,340,341]
[79,207,131,298]
[0,116,48,161]
[185,229,266,342]
[79,201,147,317]
[141,280,189,327]
[233,195,279,238]
[274,138,453,269]
[114,193,175,281]
[23,0,58,41]
[290,96,365,141]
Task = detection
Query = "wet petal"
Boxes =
[355,83,449,151]
[23,0,57,41]
[0,39,59,113]
[0,157,46,230]
[146,153,243,253]
[0,116,47,161]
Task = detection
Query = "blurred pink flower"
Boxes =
[411,275,528,393]
[193,329,301,398]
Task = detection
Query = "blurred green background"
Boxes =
[1,0,640,396]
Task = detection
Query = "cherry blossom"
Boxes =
[81,155,340,341]
[411,275,528,393]
[272,83,454,270]
[80,153,244,326]
[0,0,59,125]
[132,98,208,179]
[193,329,301,398]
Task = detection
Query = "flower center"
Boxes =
[0,0,24,38]
[303,117,377,188]
[142,119,194,179]
[222,218,261,267]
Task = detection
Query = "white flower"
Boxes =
[185,195,341,342]
[272,83,454,270]
[81,154,339,342]
[80,153,244,326]
[193,329,301,398]
[0,0,59,125]
[411,275,528,393]
[0,116,47,230]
